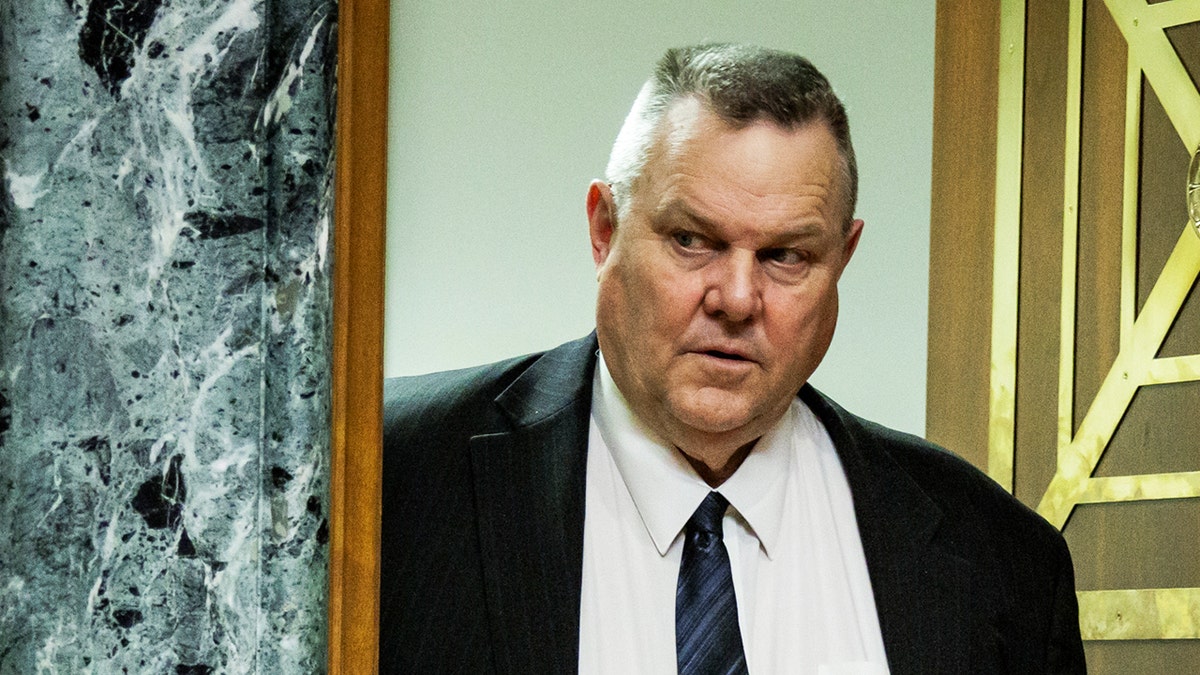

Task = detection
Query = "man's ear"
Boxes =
[587,180,617,268]
[843,218,864,263]
[834,218,864,281]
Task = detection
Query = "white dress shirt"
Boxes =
[578,356,889,674]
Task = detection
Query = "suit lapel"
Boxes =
[802,386,973,674]
[469,336,596,674]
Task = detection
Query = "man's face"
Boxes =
[589,99,863,454]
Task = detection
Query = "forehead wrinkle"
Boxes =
[638,104,845,237]
[664,153,840,225]
[653,194,831,244]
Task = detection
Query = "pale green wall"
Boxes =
[386,2,935,435]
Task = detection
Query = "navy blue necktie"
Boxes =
[676,492,749,675]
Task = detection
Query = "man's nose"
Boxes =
[701,251,761,322]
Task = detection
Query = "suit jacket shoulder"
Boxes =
[380,335,597,674]
[802,388,1086,673]
[809,387,1068,569]
[384,352,538,441]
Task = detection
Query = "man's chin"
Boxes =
[667,395,764,439]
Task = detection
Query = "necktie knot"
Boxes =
[687,491,729,537]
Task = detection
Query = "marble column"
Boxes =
[0,0,336,672]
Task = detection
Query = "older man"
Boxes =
[380,44,1086,674]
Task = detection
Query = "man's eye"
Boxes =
[673,232,702,249]
[762,248,806,265]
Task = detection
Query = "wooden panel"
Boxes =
[1073,0,1126,437]
[329,0,388,673]
[1014,0,1070,505]
[926,0,1001,471]
[1096,382,1200,475]
[1068,500,1200,590]
[1085,641,1200,674]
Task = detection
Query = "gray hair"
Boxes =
[605,43,858,230]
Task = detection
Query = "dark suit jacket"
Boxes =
[380,334,1086,674]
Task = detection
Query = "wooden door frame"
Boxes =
[329,0,388,672]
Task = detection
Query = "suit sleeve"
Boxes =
[1048,539,1088,674]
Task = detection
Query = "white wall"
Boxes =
[386,2,935,435]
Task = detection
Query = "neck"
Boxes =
[678,438,758,487]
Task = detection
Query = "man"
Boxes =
[381,44,1086,673]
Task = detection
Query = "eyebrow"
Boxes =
[653,198,829,243]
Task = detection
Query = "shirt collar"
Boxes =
[591,353,793,558]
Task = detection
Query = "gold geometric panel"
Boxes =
[991,0,1200,642]
[1079,588,1200,640]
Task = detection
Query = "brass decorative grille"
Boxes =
[991,0,1200,642]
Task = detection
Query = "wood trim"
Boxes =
[329,0,388,672]
[927,0,1002,471]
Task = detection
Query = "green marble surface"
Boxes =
[0,1,335,672]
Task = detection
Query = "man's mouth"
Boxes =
[704,350,748,361]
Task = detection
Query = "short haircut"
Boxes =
[605,43,858,231]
